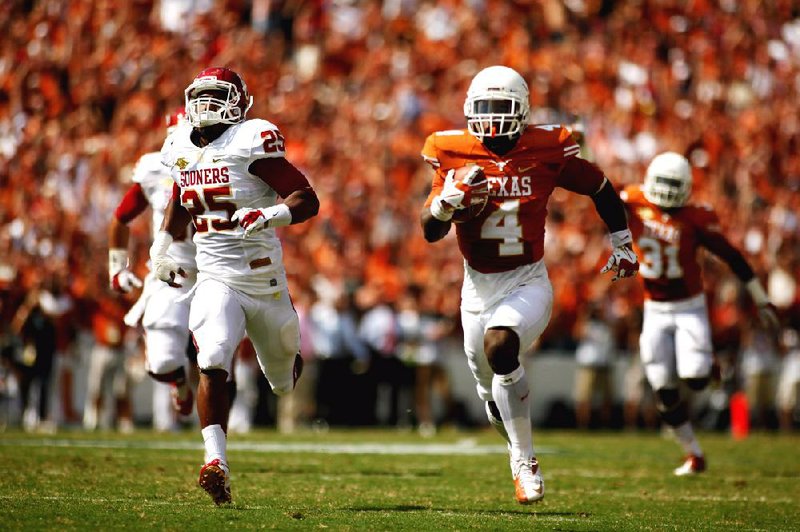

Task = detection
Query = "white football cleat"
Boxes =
[674,454,706,476]
[512,457,544,504]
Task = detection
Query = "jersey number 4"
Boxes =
[480,200,523,256]
[181,186,237,233]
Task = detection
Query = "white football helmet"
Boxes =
[184,67,253,127]
[464,66,530,140]
[643,152,692,208]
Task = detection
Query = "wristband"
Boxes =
[610,229,633,248]
[430,198,453,222]
[150,231,173,258]
[109,248,128,274]
[745,278,770,307]
[263,203,292,228]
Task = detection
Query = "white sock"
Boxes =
[83,405,98,431]
[201,424,228,465]
[672,422,703,456]
[485,401,511,448]
[491,365,534,462]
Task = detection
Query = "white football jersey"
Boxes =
[131,151,197,270]
[160,118,289,295]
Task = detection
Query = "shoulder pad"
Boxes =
[232,118,284,159]
[519,125,579,160]
[132,151,165,184]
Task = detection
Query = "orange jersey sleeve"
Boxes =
[421,125,579,273]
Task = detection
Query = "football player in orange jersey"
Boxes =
[620,152,780,476]
[420,65,639,504]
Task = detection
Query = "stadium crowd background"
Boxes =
[0,0,798,432]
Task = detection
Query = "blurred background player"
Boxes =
[108,108,197,429]
[81,274,135,433]
[396,284,455,437]
[573,301,615,430]
[420,65,639,504]
[739,321,780,429]
[9,280,57,432]
[308,280,370,428]
[152,66,319,505]
[777,328,800,432]
[620,152,780,475]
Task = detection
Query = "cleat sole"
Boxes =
[199,464,232,505]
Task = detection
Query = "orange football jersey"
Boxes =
[422,126,601,274]
[621,185,723,302]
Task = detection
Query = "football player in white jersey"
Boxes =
[109,109,197,422]
[151,67,319,505]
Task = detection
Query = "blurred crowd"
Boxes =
[0,0,798,432]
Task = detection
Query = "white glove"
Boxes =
[430,167,485,222]
[231,204,292,238]
[108,249,142,293]
[746,278,780,330]
[149,231,185,287]
[601,229,639,282]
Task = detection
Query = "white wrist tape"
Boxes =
[746,278,770,307]
[263,203,292,228]
[430,197,453,222]
[610,229,633,248]
[109,248,128,274]
[150,231,173,258]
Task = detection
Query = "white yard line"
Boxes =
[0,438,562,456]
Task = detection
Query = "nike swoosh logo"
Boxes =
[520,393,530,402]
[212,158,221,163]
[518,165,534,173]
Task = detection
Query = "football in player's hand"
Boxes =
[450,165,490,223]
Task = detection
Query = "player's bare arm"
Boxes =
[420,209,451,242]
[698,227,779,329]
[149,183,191,287]
[559,156,639,281]
[231,157,320,237]
[250,156,320,223]
[163,182,194,236]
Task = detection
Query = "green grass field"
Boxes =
[1,428,798,530]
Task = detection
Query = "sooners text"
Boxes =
[179,167,230,187]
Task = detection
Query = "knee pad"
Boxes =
[654,388,688,427]
[685,377,709,391]
[279,318,300,356]
[197,342,232,373]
